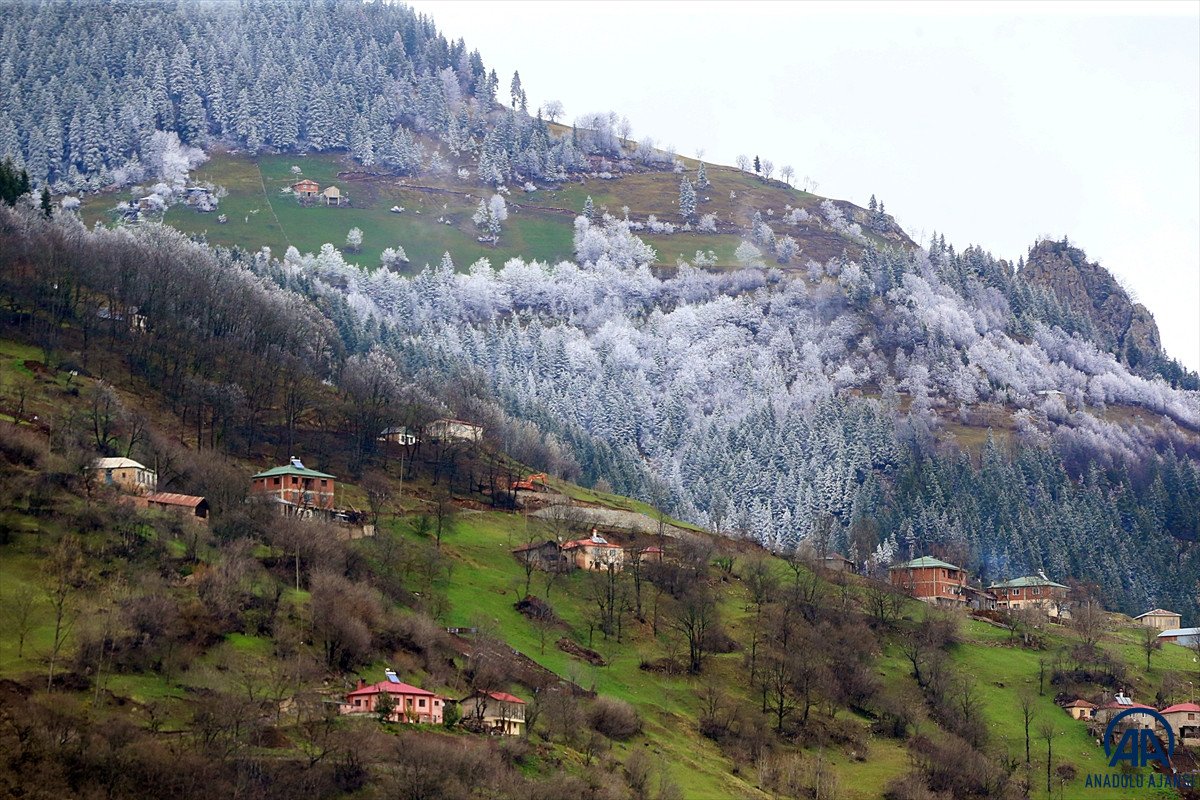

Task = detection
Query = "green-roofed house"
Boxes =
[987,574,1071,619]
[251,457,336,513]
[889,556,968,607]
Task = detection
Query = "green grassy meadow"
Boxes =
[79,147,888,273]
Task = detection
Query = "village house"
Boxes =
[888,556,968,607]
[137,492,209,523]
[987,575,1071,618]
[322,185,343,206]
[637,545,665,564]
[821,553,856,573]
[378,426,420,446]
[461,690,526,736]
[1157,627,1200,647]
[1136,609,1182,631]
[340,671,444,724]
[511,539,569,572]
[1160,703,1200,744]
[1092,694,1157,728]
[963,584,998,611]
[250,457,336,514]
[293,179,319,199]
[428,418,483,443]
[1061,699,1096,720]
[563,530,626,572]
[93,457,157,494]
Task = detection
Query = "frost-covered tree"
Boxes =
[345,228,364,253]
[781,165,794,186]
[544,100,565,123]
[473,194,508,244]
[776,235,799,264]
[381,246,409,270]
[678,178,697,221]
[696,161,710,189]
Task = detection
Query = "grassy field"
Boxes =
[83,151,576,272]
[78,146,893,272]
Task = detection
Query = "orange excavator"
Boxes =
[511,472,549,492]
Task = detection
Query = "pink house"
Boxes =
[341,671,445,724]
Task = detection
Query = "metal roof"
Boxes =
[1136,609,1181,619]
[1157,628,1200,638]
[890,556,962,571]
[145,492,206,508]
[252,457,335,480]
[987,576,1069,590]
[94,457,150,471]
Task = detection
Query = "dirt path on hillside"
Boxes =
[529,505,694,539]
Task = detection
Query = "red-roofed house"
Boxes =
[341,675,444,724]
[461,690,525,736]
[1093,694,1157,728]
[1061,699,1096,720]
[638,545,665,564]
[1161,703,1200,743]
[293,179,319,199]
[563,530,625,572]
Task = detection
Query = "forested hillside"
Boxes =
[0,1,1199,797]
[1,209,1198,800]
[1,0,1198,619]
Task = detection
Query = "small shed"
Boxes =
[293,179,319,198]
[1157,627,1200,648]
[822,553,856,573]
[1061,699,1096,720]
[141,492,209,522]
[322,186,343,206]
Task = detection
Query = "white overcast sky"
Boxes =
[408,0,1200,371]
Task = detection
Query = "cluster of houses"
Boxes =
[887,556,1072,619]
[338,669,526,736]
[886,556,1196,650]
[291,179,347,206]
[513,529,665,574]
[378,417,484,447]
[92,456,210,522]
[1060,693,1200,747]
[92,454,367,531]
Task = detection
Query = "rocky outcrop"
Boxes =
[1021,239,1162,365]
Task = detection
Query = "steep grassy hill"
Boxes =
[0,332,1193,800]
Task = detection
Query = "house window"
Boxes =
[419,699,426,708]
[291,476,298,485]
[355,699,362,707]
[1033,587,1041,596]
[1011,589,1019,597]
[321,480,328,487]
[1190,713,1196,720]
[273,477,281,486]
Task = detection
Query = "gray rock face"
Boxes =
[1022,239,1161,364]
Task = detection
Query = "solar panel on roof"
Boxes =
[384,669,400,683]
